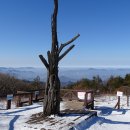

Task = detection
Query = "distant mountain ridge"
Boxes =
[0,67,130,84]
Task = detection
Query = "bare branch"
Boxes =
[39,55,49,69]
[58,34,80,54]
[64,34,80,45]
[58,43,64,54]
[59,45,75,61]
[51,0,59,51]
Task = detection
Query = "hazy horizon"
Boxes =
[0,66,130,69]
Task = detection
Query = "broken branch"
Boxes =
[39,55,49,69]
[58,34,80,54]
[59,45,75,61]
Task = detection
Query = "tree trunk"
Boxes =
[42,0,60,116]
[39,0,80,117]
[43,63,60,116]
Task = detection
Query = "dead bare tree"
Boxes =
[39,0,80,116]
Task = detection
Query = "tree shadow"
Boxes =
[0,105,42,130]
[95,106,130,116]
[1,105,42,115]
[76,116,130,130]
[72,106,130,130]
[9,115,20,130]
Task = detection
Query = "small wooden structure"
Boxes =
[6,91,33,109]
[16,89,45,107]
[62,90,94,109]
[117,86,130,107]
[84,91,94,109]
[5,89,44,109]
[16,91,33,107]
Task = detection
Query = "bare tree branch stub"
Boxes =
[58,34,80,54]
[59,45,75,61]
[39,55,49,69]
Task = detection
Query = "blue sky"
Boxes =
[0,0,130,68]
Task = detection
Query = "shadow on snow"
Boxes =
[95,106,130,116]
[78,106,130,130]
[0,105,42,130]
[1,105,42,115]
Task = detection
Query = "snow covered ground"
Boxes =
[88,95,130,130]
[0,95,130,130]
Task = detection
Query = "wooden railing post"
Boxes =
[115,96,120,109]
[84,92,87,107]
[29,93,33,105]
[6,100,11,109]
[35,95,38,101]
[91,91,94,109]
[118,96,120,109]
[83,91,94,110]
[16,95,21,107]
[127,95,129,107]
[34,91,39,102]
[6,94,13,109]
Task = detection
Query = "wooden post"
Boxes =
[115,96,120,109]
[6,94,13,109]
[16,95,22,107]
[118,96,120,109]
[35,91,39,102]
[84,91,94,110]
[29,93,33,105]
[127,95,129,107]
[115,91,123,109]
[35,95,38,102]
[84,92,87,108]
[6,100,11,109]
[91,92,94,110]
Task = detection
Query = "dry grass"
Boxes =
[63,100,84,110]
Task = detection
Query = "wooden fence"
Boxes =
[62,89,94,109]
[5,89,94,109]
[6,89,44,109]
